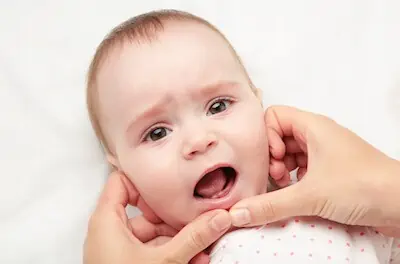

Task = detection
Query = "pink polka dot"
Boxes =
[292,234,296,238]
[360,232,365,236]
[327,256,332,260]
[290,252,294,256]
[281,224,286,228]
[256,250,260,254]
[361,248,365,252]
[295,219,300,223]
[260,235,264,239]
[273,252,277,256]
[235,261,239,264]
[308,253,313,257]
[346,242,351,247]
[346,257,350,262]
[328,226,333,230]
[328,240,332,244]
[310,224,315,228]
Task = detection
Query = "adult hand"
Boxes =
[83,172,231,264]
[229,105,400,236]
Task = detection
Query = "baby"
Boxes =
[86,9,400,263]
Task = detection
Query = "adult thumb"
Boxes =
[164,210,231,263]
[229,181,313,227]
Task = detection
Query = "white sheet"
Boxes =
[0,1,399,263]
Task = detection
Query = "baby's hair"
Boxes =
[86,9,253,154]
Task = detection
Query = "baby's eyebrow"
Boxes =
[125,94,172,136]
[194,81,239,99]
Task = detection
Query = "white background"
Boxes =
[0,1,399,263]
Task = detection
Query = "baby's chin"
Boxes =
[159,213,199,231]
[157,207,227,231]
[156,180,269,231]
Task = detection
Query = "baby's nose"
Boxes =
[182,132,218,160]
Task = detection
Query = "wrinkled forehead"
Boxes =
[96,21,246,121]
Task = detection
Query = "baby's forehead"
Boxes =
[110,20,231,57]
[97,28,245,120]
[98,20,239,87]
[154,19,228,42]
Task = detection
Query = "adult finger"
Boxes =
[97,171,139,209]
[146,236,172,247]
[296,153,307,168]
[267,125,285,159]
[269,159,286,181]
[265,105,315,157]
[376,227,400,238]
[229,181,314,226]
[274,169,291,187]
[164,209,231,263]
[265,105,313,139]
[283,154,297,171]
[283,137,303,154]
[297,167,307,181]
[136,196,163,223]
[189,252,210,264]
[129,215,178,243]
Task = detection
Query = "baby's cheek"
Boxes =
[239,115,270,194]
[137,179,189,229]
[123,152,194,229]
[125,151,175,193]
[134,174,190,225]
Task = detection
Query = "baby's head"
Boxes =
[87,9,270,230]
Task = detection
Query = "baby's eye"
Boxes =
[207,99,232,115]
[145,127,171,142]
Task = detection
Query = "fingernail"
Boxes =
[210,212,231,232]
[230,209,250,226]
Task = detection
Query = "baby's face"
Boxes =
[97,22,269,229]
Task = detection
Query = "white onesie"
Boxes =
[210,217,400,264]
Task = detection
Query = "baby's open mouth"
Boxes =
[194,166,237,199]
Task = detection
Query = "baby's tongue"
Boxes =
[195,168,227,198]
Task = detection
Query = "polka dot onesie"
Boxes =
[210,217,400,263]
